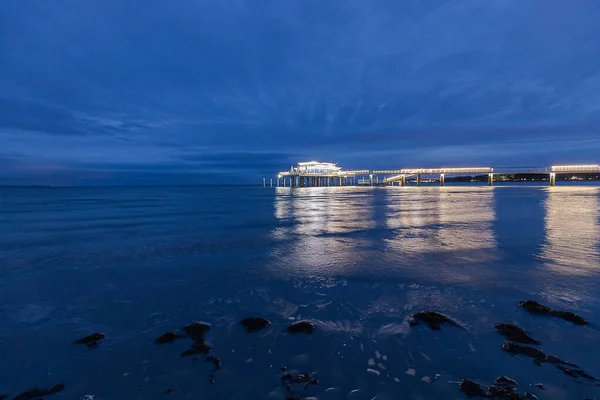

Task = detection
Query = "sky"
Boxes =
[2,0,600,185]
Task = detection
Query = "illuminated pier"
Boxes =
[269,162,600,187]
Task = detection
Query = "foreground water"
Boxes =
[1,185,599,400]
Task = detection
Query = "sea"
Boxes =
[1,184,599,400]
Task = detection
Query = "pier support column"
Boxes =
[488,173,494,186]
[270,178,273,187]
[550,172,556,186]
[440,174,445,186]
[401,176,406,187]
[417,174,421,187]
[369,174,373,186]
[263,178,266,187]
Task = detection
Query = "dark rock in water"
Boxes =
[502,342,579,368]
[206,355,222,371]
[519,300,588,325]
[241,317,271,333]
[292,372,319,385]
[554,365,598,381]
[524,393,538,400]
[486,385,507,398]
[459,379,487,398]
[166,389,172,394]
[209,374,215,385]
[155,332,183,344]
[281,372,293,382]
[75,332,106,348]
[0,394,7,400]
[494,376,518,387]
[181,341,211,357]
[281,372,319,391]
[281,366,287,371]
[495,324,540,345]
[183,322,212,340]
[13,384,65,400]
[534,383,544,390]
[285,396,302,400]
[287,320,315,334]
[409,311,464,330]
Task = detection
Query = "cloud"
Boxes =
[2,0,600,184]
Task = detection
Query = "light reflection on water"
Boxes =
[541,187,600,276]
[384,187,497,261]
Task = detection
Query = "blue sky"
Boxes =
[2,0,600,185]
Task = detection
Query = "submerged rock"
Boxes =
[494,376,518,387]
[155,332,183,344]
[534,383,544,390]
[0,394,6,400]
[241,317,271,333]
[554,365,598,381]
[459,379,487,398]
[408,311,464,330]
[74,333,106,348]
[459,378,541,399]
[519,300,588,325]
[181,341,212,357]
[206,355,222,371]
[183,322,212,340]
[13,384,65,400]
[502,342,578,367]
[281,371,319,392]
[287,320,315,334]
[495,324,540,345]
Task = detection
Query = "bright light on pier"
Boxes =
[551,165,600,172]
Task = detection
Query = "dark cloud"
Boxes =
[2,0,600,184]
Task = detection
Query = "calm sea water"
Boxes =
[1,185,599,400]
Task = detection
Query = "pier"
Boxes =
[268,162,600,187]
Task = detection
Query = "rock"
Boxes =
[181,341,211,357]
[534,383,544,390]
[487,384,513,398]
[554,365,598,381]
[0,394,6,400]
[409,311,464,330]
[285,396,302,400]
[241,317,271,333]
[209,374,215,385]
[183,322,212,340]
[524,393,538,400]
[287,320,315,334]
[281,366,287,371]
[206,355,222,371]
[282,372,319,391]
[74,333,106,348]
[281,372,293,382]
[502,342,579,368]
[459,379,487,398]
[495,324,540,345]
[155,332,183,344]
[13,384,65,400]
[519,300,588,325]
[166,389,172,394]
[494,376,518,387]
